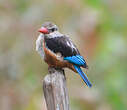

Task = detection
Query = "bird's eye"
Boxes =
[51,28,55,32]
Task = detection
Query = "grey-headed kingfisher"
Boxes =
[36,22,92,88]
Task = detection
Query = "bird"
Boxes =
[36,22,92,88]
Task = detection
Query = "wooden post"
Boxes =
[43,67,69,110]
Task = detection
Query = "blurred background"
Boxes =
[0,0,127,110]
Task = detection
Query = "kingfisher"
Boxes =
[36,22,92,88]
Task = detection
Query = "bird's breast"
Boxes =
[43,40,76,72]
[36,34,45,59]
[43,40,64,67]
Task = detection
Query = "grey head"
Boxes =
[42,22,58,32]
[38,22,58,34]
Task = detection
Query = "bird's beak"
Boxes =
[38,27,49,34]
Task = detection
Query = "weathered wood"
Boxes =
[43,67,69,110]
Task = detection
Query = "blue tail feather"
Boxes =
[73,65,92,88]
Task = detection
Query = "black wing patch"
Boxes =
[45,36,80,57]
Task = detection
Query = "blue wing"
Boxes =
[64,55,92,87]
[64,55,88,68]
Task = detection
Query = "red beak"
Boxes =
[38,27,49,34]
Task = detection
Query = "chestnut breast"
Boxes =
[42,40,76,72]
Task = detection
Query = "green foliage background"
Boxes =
[0,0,127,110]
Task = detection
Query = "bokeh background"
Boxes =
[0,0,127,110]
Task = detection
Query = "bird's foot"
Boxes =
[48,66,64,74]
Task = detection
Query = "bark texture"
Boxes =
[43,67,69,110]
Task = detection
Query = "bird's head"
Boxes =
[38,22,58,34]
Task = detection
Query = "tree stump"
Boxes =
[43,67,69,110]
